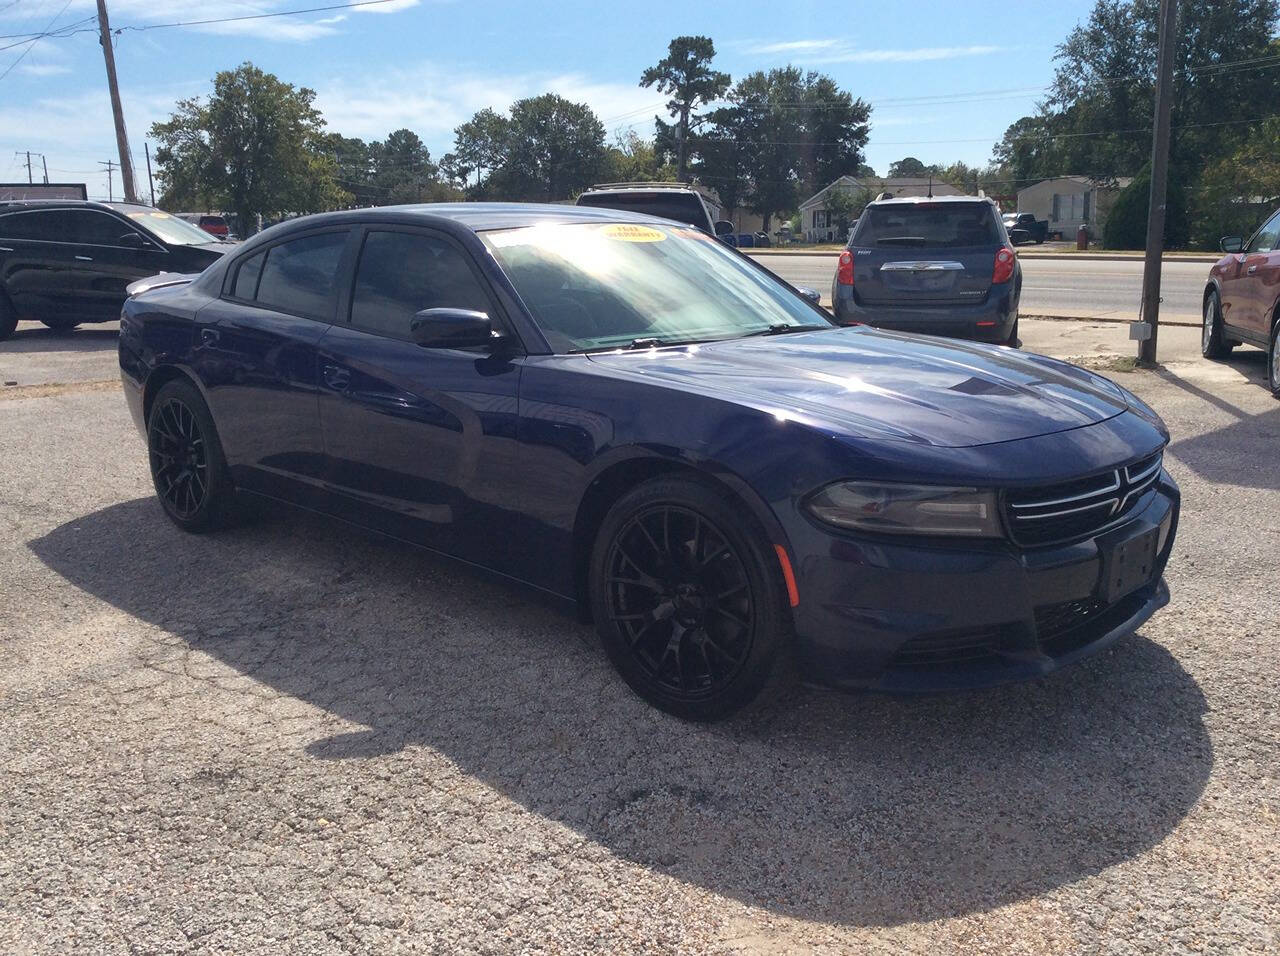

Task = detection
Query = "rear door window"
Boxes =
[853,204,1002,248]
[349,230,491,340]
[254,231,349,321]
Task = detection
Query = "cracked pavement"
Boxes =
[0,320,1277,953]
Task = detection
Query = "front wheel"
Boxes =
[147,378,238,532]
[588,476,792,721]
[1202,291,1233,359]
[1268,320,1280,398]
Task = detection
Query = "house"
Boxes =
[799,175,965,243]
[1015,176,1132,239]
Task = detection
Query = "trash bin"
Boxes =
[1076,223,1089,250]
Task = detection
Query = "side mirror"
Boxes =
[410,308,495,348]
[1221,236,1244,253]
[797,287,822,304]
[713,220,734,237]
[118,231,150,249]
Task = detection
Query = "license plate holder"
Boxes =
[1099,523,1160,602]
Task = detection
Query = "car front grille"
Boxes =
[1004,451,1163,546]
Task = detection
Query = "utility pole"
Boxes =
[95,0,140,203]
[144,141,155,206]
[23,151,32,184]
[1137,0,1178,365]
[41,155,48,185]
[100,160,118,201]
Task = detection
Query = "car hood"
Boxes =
[585,327,1130,448]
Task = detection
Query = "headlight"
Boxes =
[805,481,1003,537]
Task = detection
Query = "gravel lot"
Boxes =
[0,320,1276,953]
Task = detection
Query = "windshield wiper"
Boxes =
[626,337,668,349]
[742,323,831,337]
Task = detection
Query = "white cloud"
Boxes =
[315,67,664,149]
[740,38,1003,65]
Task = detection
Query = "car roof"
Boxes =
[867,195,997,207]
[266,202,689,233]
[579,182,702,194]
[0,198,157,215]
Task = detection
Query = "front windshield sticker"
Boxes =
[601,224,666,243]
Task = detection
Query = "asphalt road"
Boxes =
[752,253,1209,324]
[1,321,1277,952]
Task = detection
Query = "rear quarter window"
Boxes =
[249,231,348,320]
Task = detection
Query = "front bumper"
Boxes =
[832,282,1019,343]
[788,472,1179,692]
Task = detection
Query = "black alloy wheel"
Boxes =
[147,379,236,532]
[590,476,790,720]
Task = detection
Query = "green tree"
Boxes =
[150,62,347,233]
[321,133,376,206]
[640,36,731,182]
[478,94,608,200]
[713,67,870,232]
[450,107,509,192]
[368,128,457,204]
[887,157,929,178]
[1103,164,1190,249]
[824,186,871,233]
[1192,117,1280,248]
[602,130,675,183]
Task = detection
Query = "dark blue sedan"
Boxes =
[119,203,1179,720]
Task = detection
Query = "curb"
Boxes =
[1021,313,1201,329]
[747,250,1219,264]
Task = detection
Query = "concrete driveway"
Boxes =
[0,320,1276,952]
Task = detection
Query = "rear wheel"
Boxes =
[40,318,81,333]
[588,476,791,721]
[1005,316,1020,347]
[147,378,238,532]
[1202,290,1233,359]
[0,291,16,342]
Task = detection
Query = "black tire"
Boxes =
[1202,290,1234,360]
[1268,319,1280,398]
[1005,316,1020,348]
[147,378,238,533]
[40,318,81,332]
[0,291,16,342]
[588,475,792,721]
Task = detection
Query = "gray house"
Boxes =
[799,175,964,243]
[1015,176,1132,239]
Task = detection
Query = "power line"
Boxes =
[0,0,75,84]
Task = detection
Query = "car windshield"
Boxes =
[121,209,222,246]
[576,193,708,230]
[482,222,830,353]
[853,203,1002,248]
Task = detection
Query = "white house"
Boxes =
[1015,176,1132,239]
[799,175,965,243]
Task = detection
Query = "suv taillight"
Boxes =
[992,246,1015,284]
[837,250,854,286]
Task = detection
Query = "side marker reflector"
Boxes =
[774,544,800,607]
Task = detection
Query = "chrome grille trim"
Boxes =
[1009,472,1120,511]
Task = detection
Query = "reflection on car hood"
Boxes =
[585,326,1129,448]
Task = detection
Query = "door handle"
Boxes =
[323,364,351,391]
[75,255,93,261]
[0,246,12,253]
[200,328,220,346]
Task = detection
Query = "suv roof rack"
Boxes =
[584,181,698,191]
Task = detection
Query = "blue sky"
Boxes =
[0,0,1099,202]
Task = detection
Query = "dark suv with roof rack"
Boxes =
[576,182,735,239]
[831,195,1022,346]
[0,199,231,340]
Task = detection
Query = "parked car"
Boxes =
[177,212,232,239]
[832,195,1022,345]
[0,200,232,340]
[576,182,735,241]
[120,203,1178,720]
[736,233,756,248]
[1203,206,1280,395]
[1003,212,1049,245]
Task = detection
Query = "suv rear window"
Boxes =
[576,192,709,231]
[852,203,1002,249]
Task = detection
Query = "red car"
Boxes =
[1202,207,1280,395]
